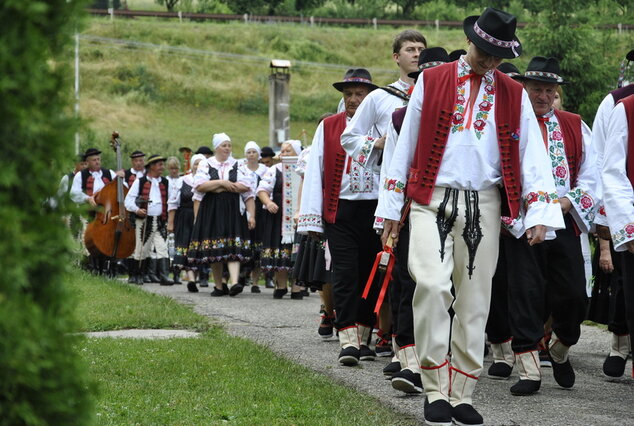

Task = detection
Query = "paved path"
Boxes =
[140,283,634,425]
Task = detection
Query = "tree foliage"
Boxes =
[155,0,180,12]
[0,0,94,423]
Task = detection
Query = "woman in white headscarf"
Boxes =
[187,133,257,297]
[257,140,303,299]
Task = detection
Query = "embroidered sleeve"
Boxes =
[297,122,326,234]
[612,223,634,249]
[383,178,406,193]
[297,214,323,232]
[168,177,182,211]
[256,166,276,197]
[565,188,595,232]
[341,93,382,170]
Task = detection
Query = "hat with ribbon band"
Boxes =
[333,68,379,92]
[515,56,569,85]
[463,7,522,59]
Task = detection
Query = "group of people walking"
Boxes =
[67,7,633,425]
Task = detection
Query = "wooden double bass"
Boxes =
[84,131,136,263]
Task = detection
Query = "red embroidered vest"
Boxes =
[322,112,348,224]
[620,94,634,188]
[125,169,142,187]
[553,109,583,188]
[139,176,168,220]
[407,62,523,218]
[81,168,112,196]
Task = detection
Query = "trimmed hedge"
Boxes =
[0,1,94,424]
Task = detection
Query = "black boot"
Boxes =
[172,266,182,285]
[146,258,160,283]
[141,259,153,283]
[158,258,174,286]
[127,259,139,284]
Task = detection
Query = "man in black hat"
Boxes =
[602,92,634,380]
[124,154,174,286]
[375,47,450,395]
[195,146,213,158]
[259,146,276,168]
[381,8,565,425]
[125,150,146,187]
[591,49,634,378]
[489,56,598,396]
[298,68,382,367]
[449,49,466,62]
[341,28,427,363]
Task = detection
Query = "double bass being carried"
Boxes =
[71,132,134,275]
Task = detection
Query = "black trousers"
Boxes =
[506,215,588,352]
[619,251,634,338]
[389,217,416,347]
[325,199,381,331]
[608,251,629,335]
[485,236,512,344]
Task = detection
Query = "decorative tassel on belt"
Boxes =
[362,199,412,314]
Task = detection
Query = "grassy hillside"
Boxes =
[77,16,632,166]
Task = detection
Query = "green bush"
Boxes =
[0,0,95,424]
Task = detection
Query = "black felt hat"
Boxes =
[260,146,275,158]
[332,68,379,92]
[195,146,213,156]
[463,7,522,59]
[84,148,101,158]
[408,47,450,79]
[627,49,634,62]
[145,154,167,168]
[515,56,569,85]
[449,49,466,62]
[497,62,521,78]
[129,150,145,159]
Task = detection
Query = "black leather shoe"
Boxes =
[359,345,376,361]
[488,362,513,380]
[290,291,303,300]
[391,369,423,394]
[383,361,401,377]
[187,281,198,293]
[251,285,261,293]
[452,403,483,426]
[273,288,288,299]
[424,399,452,426]
[550,355,575,388]
[338,346,360,366]
[510,379,541,396]
[229,284,244,297]
[222,284,230,295]
[210,287,226,297]
[603,355,627,377]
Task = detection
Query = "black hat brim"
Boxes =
[85,150,102,158]
[627,49,634,62]
[145,156,167,167]
[515,75,570,85]
[463,15,522,60]
[407,70,421,80]
[332,81,379,92]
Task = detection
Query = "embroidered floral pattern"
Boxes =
[356,137,374,166]
[384,178,406,193]
[612,223,634,247]
[566,188,596,227]
[350,161,374,193]
[281,162,296,244]
[524,191,559,209]
[544,118,570,188]
[187,237,252,263]
[450,68,495,139]
[298,214,323,229]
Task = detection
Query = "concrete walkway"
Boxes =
[140,283,634,425]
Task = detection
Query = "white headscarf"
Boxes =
[190,153,206,168]
[285,139,303,156]
[212,132,231,149]
[244,141,261,157]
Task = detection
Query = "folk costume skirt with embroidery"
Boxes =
[173,181,194,269]
[260,168,293,272]
[292,234,329,289]
[187,191,251,265]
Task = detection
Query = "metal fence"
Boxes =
[86,8,632,31]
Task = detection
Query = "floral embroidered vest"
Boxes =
[407,62,523,218]
[620,94,634,189]
[81,168,112,196]
[322,112,348,224]
[138,176,168,220]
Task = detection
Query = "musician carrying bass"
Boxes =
[70,147,125,274]
[124,154,174,286]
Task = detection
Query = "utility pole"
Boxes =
[74,32,80,155]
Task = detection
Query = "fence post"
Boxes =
[310,16,314,27]
[435,19,439,32]
[243,13,249,24]
[372,17,377,30]
[617,23,622,34]
[108,7,114,22]
[178,11,182,23]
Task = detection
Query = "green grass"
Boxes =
[71,271,414,424]
[69,270,211,332]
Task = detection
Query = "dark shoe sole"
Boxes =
[187,282,199,293]
[391,377,423,394]
[338,355,359,366]
[229,284,244,297]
